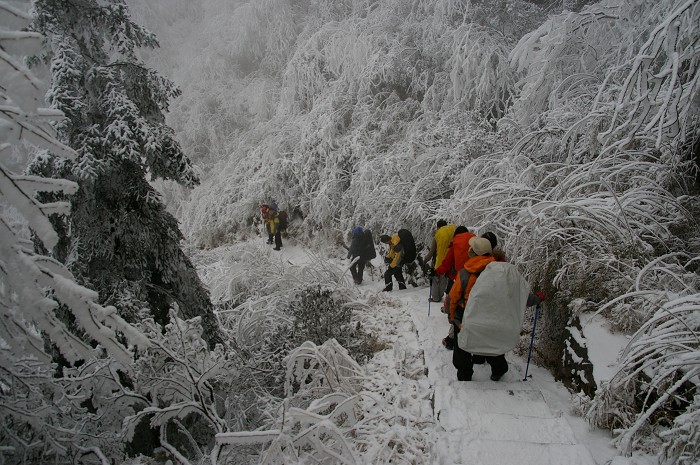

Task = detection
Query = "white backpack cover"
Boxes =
[457,261,530,356]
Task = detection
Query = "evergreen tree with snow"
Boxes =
[29,0,220,346]
[1,1,152,462]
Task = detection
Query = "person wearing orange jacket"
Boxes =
[423,220,456,302]
[448,237,497,381]
[449,236,544,381]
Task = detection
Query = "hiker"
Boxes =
[481,231,506,262]
[264,208,283,251]
[260,205,274,244]
[448,236,545,382]
[423,220,456,302]
[436,226,475,350]
[380,233,406,291]
[348,227,375,284]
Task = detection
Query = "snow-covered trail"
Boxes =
[350,269,613,465]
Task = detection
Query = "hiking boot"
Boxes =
[457,370,472,381]
[490,367,508,382]
[442,337,454,350]
[273,247,281,251]
[398,284,407,290]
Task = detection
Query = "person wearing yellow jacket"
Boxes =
[264,208,283,250]
[423,220,456,302]
[380,234,406,291]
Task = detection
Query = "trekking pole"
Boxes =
[523,303,541,381]
[428,278,432,316]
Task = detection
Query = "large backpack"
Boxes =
[362,230,376,260]
[278,211,288,230]
[397,229,416,264]
[457,262,530,356]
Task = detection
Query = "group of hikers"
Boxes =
[348,220,545,383]
[257,205,544,382]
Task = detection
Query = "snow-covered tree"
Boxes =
[1,2,149,462]
[28,0,220,346]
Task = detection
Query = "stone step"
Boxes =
[434,381,554,419]
[433,437,597,465]
[439,410,578,444]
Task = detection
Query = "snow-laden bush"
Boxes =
[216,337,432,465]
[125,311,234,464]
[162,243,380,462]
[283,285,374,361]
[585,254,699,460]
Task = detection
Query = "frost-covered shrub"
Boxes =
[217,338,431,465]
[660,394,700,465]
[585,256,700,460]
[125,311,234,463]
[284,285,378,363]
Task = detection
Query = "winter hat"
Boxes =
[379,234,391,244]
[481,232,497,249]
[468,237,492,256]
[455,226,468,235]
[437,219,448,228]
[352,226,363,236]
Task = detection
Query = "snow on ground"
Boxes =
[580,313,631,385]
[208,238,646,464]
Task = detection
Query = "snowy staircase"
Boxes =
[432,380,596,465]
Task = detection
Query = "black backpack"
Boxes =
[278,211,288,230]
[362,230,376,260]
[397,229,416,264]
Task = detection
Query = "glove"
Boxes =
[427,267,435,277]
[384,257,391,264]
[534,290,546,302]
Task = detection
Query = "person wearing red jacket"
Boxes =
[438,226,474,349]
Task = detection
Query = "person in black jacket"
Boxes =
[348,227,376,284]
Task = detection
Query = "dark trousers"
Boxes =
[274,231,282,249]
[452,323,508,381]
[384,266,406,291]
[350,257,367,284]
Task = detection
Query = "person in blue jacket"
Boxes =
[348,227,376,284]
